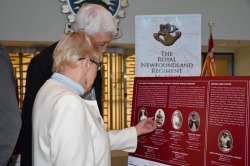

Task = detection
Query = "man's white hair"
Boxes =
[73,4,117,37]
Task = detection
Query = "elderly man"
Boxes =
[20,3,117,166]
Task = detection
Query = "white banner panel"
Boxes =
[128,156,170,166]
[135,14,201,77]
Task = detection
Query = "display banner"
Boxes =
[128,76,249,166]
[135,14,201,77]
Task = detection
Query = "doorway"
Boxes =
[102,51,135,130]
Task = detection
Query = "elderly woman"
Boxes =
[32,31,156,166]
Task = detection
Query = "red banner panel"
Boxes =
[129,76,249,166]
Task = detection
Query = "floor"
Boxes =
[111,151,129,166]
[9,151,129,166]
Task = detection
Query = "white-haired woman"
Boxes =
[32,31,156,166]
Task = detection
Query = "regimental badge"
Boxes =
[58,0,128,39]
[153,23,182,46]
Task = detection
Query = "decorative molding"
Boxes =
[59,0,128,39]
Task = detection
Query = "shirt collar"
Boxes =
[51,73,84,95]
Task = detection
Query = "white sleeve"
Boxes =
[108,127,138,152]
[49,95,95,166]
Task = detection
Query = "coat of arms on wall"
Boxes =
[58,0,128,39]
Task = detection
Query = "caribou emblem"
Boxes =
[153,23,181,46]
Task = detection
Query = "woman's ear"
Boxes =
[85,63,90,69]
[81,58,90,70]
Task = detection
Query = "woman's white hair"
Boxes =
[73,4,117,37]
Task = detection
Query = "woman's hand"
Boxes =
[135,117,157,136]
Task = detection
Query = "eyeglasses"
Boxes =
[78,58,102,71]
